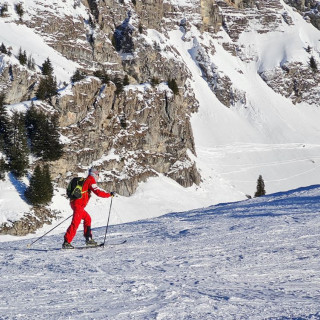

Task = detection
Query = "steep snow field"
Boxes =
[1,186,320,319]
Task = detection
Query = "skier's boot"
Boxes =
[86,238,98,246]
[62,240,74,249]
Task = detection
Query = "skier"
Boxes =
[62,167,114,249]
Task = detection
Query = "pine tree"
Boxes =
[36,75,58,100]
[0,3,8,17]
[123,75,129,86]
[71,69,86,83]
[41,58,54,76]
[15,3,24,19]
[0,93,9,152]
[309,56,318,73]
[27,54,35,71]
[18,47,27,66]
[93,69,109,84]
[26,107,63,161]
[25,164,53,205]
[151,77,160,87]
[0,157,6,180]
[254,175,266,197]
[168,78,179,95]
[7,112,29,178]
[113,76,124,95]
[0,43,7,54]
[42,164,53,202]
[43,114,63,161]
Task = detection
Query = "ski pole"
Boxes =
[27,213,73,248]
[103,196,113,247]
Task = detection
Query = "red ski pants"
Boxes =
[64,203,92,243]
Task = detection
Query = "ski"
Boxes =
[62,239,127,250]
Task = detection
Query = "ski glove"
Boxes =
[110,191,115,197]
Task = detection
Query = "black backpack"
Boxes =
[66,177,86,200]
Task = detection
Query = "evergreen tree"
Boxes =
[36,75,58,100]
[41,58,54,76]
[113,76,124,95]
[42,164,54,202]
[254,175,266,197]
[151,77,160,87]
[26,107,63,161]
[43,114,63,161]
[0,3,8,17]
[93,69,109,84]
[168,78,179,95]
[71,69,86,83]
[18,47,27,66]
[0,157,7,180]
[0,93,9,152]
[123,75,129,86]
[309,56,318,73]
[27,54,35,71]
[15,3,24,19]
[0,43,7,54]
[25,164,53,205]
[7,112,29,178]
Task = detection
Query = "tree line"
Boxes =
[0,95,63,206]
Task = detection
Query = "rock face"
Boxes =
[0,57,38,104]
[53,76,200,196]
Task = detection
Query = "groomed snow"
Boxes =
[1,186,319,319]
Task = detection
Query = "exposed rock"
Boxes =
[0,207,58,236]
[259,60,320,105]
[51,76,200,196]
[0,57,38,104]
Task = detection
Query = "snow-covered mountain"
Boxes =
[1,0,320,234]
[1,185,320,319]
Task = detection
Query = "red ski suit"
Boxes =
[64,175,111,243]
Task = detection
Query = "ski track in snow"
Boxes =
[1,186,320,319]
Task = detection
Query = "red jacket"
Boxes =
[71,175,111,208]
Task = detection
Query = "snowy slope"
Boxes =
[1,186,320,319]
[2,0,320,234]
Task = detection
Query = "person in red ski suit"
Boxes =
[63,168,114,248]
